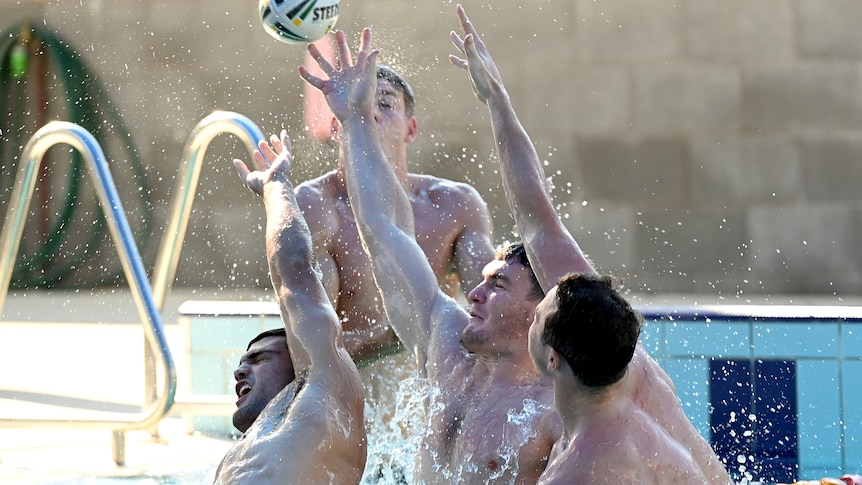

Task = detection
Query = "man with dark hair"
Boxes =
[229,328,294,434]
[538,274,640,388]
[450,5,733,483]
[300,28,561,484]
[213,130,366,484]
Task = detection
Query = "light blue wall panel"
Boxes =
[640,320,665,357]
[190,316,259,351]
[844,322,862,358]
[796,360,842,471]
[191,352,232,395]
[666,321,750,358]
[664,358,711,439]
[754,323,839,359]
[843,361,862,471]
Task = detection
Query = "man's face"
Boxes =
[333,78,417,166]
[231,336,295,433]
[529,286,559,376]
[462,258,541,355]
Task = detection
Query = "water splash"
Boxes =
[361,376,428,485]
[487,398,548,483]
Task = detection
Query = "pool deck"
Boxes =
[0,289,252,484]
[2,288,860,483]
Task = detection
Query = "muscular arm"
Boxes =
[300,29,461,369]
[450,5,595,291]
[234,133,347,375]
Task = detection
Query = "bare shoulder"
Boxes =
[295,171,340,207]
[295,170,341,229]
[408,173,487,207]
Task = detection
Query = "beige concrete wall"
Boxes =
[2,0,861,298]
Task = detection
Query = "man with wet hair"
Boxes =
[538,274,641,388]
[300,28,561,484]
[229,328,293,434]
[449,5,733,483]
[295,61,495,365]
[213,130,366,484]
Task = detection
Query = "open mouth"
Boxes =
[235,382,252,402]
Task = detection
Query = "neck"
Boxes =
[475,348,545,388]
[337,150,409,189]
[553,373,623,437]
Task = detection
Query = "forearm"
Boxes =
[486,90,558,241]
[339,110,435,356]
[261,177,319,366]
[341,113,414,237]
[263,178,314,275]
[485,87,596,286]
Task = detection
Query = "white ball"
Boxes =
[259,0,340,45]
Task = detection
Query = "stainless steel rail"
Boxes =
[151,110,266,308]
[0,121,177,464]
[148,111,265,417]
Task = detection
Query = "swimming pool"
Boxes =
[180,299,862,484]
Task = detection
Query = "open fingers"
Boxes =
[457,5,487,51]
[450,30,465,53]
[258,138,278,160]
[334,30,351,69]
[232,159,251,181]
[448,53,467,71]
[279,129,291,155]
[456,4,477,38]
[306,42,335,79]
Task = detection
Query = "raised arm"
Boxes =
[232,131,345,373]
[299,29,454,366]
[449,5,596,291]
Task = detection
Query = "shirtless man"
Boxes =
[300,28,561,484]
[449,5,733,483]
[213,130,366,484]
[296,63,494,364]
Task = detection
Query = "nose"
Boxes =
[468,282,486,304]
[234,362,250,381]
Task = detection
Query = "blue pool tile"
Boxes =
[666,321,750,358]
[640,320,665,356]
[796,360,842,471]
[844,361,862,470]
[753,323,839,358]
[843,322,862,358]
[664,359,711,439]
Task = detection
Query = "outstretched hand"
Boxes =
[448,4,504,104]
[232,129,293,196]
[299,28,380,122]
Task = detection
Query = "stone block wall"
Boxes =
[2,0,862,299]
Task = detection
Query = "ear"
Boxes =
[404,117,418,144]
[546,348,563,373]
[330,117,341,142]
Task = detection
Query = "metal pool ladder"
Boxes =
[0,111,266,464]
[0,121,177,465]
[146,110,265,419]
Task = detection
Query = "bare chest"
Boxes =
[421,385,550,482]
[330,198,461,293]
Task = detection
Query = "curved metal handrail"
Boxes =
[146,111,265,417]
[150,110,266,309]
[0,121,177,431]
